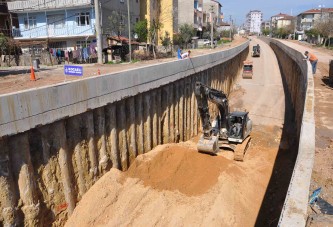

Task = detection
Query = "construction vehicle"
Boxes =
[242,60,253,79]
[194,82,252,161]
[252,44,260,57]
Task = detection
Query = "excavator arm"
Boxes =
[194,82,229,139]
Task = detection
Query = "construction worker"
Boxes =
[304,51,318,74]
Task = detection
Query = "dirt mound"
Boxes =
[124,144,232,196]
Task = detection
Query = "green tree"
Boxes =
[160,31,171,51]
[134,19,148,42]
[148,19,163,59]
[105,11,125,37]
[262,28,270,36]
[179,23,195,48]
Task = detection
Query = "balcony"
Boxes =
[8,0,92,12]
[301,18,314,23]
[12,25,94,39]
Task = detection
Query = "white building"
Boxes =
[245,10,263,34]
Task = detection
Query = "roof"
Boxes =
[299,8,333,15]
[219,22,230,26]
[271,13,291,18]
[277,16,294,20]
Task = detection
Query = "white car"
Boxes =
[203,39,211,45]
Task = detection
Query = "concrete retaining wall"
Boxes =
[262,38,315,226]
[0,43,248,226]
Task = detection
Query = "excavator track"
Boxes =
[233,136,251,161]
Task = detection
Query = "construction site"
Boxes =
[0,36,332,227]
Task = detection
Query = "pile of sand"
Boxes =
[124,143,232,196]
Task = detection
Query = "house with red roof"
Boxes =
[296,8,333,31]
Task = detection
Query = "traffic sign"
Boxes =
[64,65,83,76]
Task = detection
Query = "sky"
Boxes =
[219,0,333,26]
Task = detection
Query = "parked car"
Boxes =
[203,39,211,45]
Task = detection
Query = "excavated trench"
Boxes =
[0,39,308,226]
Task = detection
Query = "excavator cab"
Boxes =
[227,112,252,143]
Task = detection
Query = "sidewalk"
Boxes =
[0,37,246,96]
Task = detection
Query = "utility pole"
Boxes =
[94,0,103,64]
[210,5,214,49]
[229,15,232,41]
[127,0,132,62]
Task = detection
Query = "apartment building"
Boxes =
[0,0,18,37]
[245,10,262,34]
[276,15,294,29]
[178,0,204,33]
[261,20,270,31]
[7,0,139,50]
[296,8,333,31]
[270,13,290,29]
[203,0,223,26]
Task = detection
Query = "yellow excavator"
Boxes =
[194,82,252,161]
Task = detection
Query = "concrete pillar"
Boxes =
[179,80,185,141]
[152,91,158,148]
[143,93,152,152]
[174,82,180,142]
[186,77,191,140]
[0,138,18,226]
[106,104,120,169]
[117,101,129,171]
[135,94,144,155]
[93,107,110,175]
[85,111,98,182]
[9,133,40,226]
[54,121,76,215]
[156,88,162,145]
[169,84,175,143]
[127,97,137,164]
[68,116,87,198]
[162,86,170,144]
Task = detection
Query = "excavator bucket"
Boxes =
[197,135,219,154]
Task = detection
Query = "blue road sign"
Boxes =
[64,65,83,76]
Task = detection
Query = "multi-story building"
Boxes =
[261,20,270,31]
[7,0,139,50]
[245,10,262,34]
[0,1,18,37]
[101,0,140,38]
[276,16,294,29]
[296,8,333,31]
[270,13,290,29]
[140,0,176,44]
[178,0,204,35]
[203,0,223,26]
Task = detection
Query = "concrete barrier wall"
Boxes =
[262,38,315,226]
[0,43,249,226]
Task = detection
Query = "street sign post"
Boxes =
[64,65,83,81]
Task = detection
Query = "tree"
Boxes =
[262,28,270,36]
[134,19,148,42]
[160,31,171,51]
[179,23,195,48]
[104,11,125,37]
[148,19,163,59]
[315,18,333,47]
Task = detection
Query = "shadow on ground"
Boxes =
[0,68,52,77]
[255,59,299,226]
[321,76,333,89]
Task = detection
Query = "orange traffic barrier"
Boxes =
[30,66,36,81]
[98,68,101,75]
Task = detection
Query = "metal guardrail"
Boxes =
[7,0,92,12]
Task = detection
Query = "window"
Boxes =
[120,0,124,3]
[76,40,91,48]
[47,14,65,28]
[136,18,139,22]
[76,12,90,26]
[24,16,37,29]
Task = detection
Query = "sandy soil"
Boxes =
[280,40,333,225]
[0,37,246,95]
[66,38,292,227]
[66,125,282,227]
